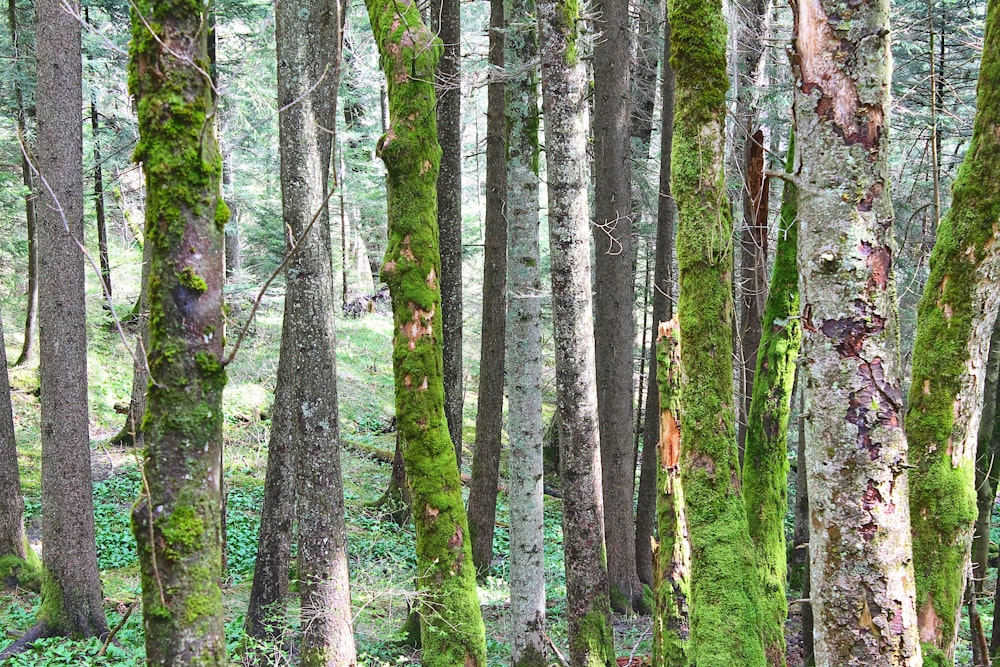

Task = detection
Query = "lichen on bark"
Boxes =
[907,0,1000,662]
[128,0,228,662]
[364,0,487,663]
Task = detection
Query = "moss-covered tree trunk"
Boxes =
[636,10,675,589]
[907,0,1000,662]
[29,0,110,644]
[670,0,765,663]
[652,318,688,667]
[537,0,617,660]
[0,304,39,590]
[467,0,507,578]
[592,0,641,614]
[741,137,800,667]
[793,0,920,663]
[129,0,228,661]
[504,0,546,661]
[365,0,487,663]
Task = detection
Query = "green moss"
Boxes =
[160,503,204,553]
[214,199,230,230]
[557,0,579,64]
[178,266,208,293]
[570,608,616,667]
[0,549,41,592]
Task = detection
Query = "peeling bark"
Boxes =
[793,0,921,663]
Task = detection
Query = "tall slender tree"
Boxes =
[8,0,38,369]
[793,0,921,662]
[591,0,642,613]
[129,0,228,660]
[907,0,1000,661]
[670,0,764,662]
[433,0,464,464]
[467,0,507,577]
[537,0,616,658]
[504,0,546,661]
[365,0,487,662]
[0,304,39,590]
[636,9,675,589]
[742,136,800,667]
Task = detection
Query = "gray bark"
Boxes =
[538,0,616,660]
[793,0,920,662]
[504,0,546,661]
[273,0,356,660]
[34,0,108,639]
[592,0,640,613]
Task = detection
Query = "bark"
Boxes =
[30,0,109,642]
[592,0,640,614]
[272,0,356,660]
[652,319,689,667]
[504,0,545,662]
[366,0,487,663]
[732,0,772,453]
[91,94,112,303]
[432,0,464,465]
[467,0,507,578]
[129,0,228,660]
[0,304,39,590]
[671,0,764,662]
[907,0,1000,662]
[793,0,921,662]
[970,313,1000,606]
[741,136,800,667]
[8,0,37,369]
[636,8,675,590]
[537,0,616,660]
[796,381,815,667]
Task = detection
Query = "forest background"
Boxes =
[0,0,992,663]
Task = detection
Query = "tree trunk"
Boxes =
[109,238,150,449]
[796,381,814,667]
[971,313,1000,605]
[537,0,616,660]
[129,0,228,661]
[793,0,921,662]
[592,0,640,614]
[671,0,765,662]
[29,0,110,643]
[91,94,112,304]
[432,0,464,466]
[8,0,37,369]
[272,0,356,660]
[636,8,675,590]
[907,0,1000,662]
[732,0,772,454]
[652,318,689,667]
[741,136,800,667]
[504,0,545,661]
[0,304,39,590]
[467,0,507,578]
[366,0,487,663]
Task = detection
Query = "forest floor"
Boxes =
[0,266,994,665]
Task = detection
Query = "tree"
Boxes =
[670,0,764,662]
[907,0,1000,660]
[504,0,546,660]
[7,0,37,369]
[433,0,464,464]
[652,318,688,667]
[467,0,507,577]
[742,135,800,667]
[0,304,39,590]
[273,0,356,660]
[793,0,921,662]
[537,0,616,657]
[636,8,675,589]
[27,0,109,646]
[365,0,487,662]
[591,0,642,614]
[128,0,229,660]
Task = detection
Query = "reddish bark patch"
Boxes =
[846,357,902,461]
[859,241,890,289]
